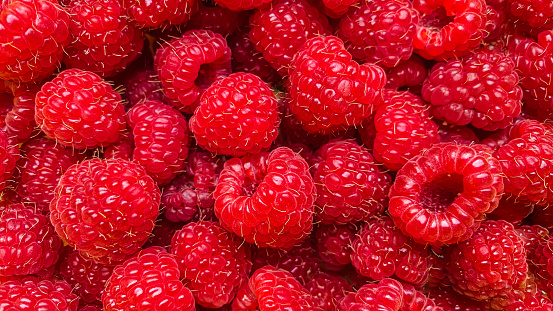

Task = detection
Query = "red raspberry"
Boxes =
[214,0,271,11]
[389,143,504,245]
[385,55,428,93]
[214,147,316,249]
[123,70,164,108]
[315,224,357,271]
[185,1,249,36]
[484,2,508,42]
[338,278,403,311]
[429,285,491,311]
[401,282,443,311]
[508,0,553,29]
[0,277,79,311]
[313,139,391,224]
[506,295,553,311]
[319,0,359,18]
[189,72,280,157]
[446,220,528,301]
[103,127,134,160]
[288,35,386,135]
[305,273,352,311]
[1,81,39,143]
[232,265,321,310]
[0,203,61,277]
[79,306,102,311]
[170,221,252,308]
[127,100,189,185]
[35,69,126,150]
[143,215,183,250]
[228,28,281,84]
[15,138,78,213]
[122,0,197,28]
[102,247,195,311]
[0,130,19,192]
[517,224,549,260]
[155,29,232,114]
[486,196,534,224]
[162,150,224,222]
[413,0,487,60]
[350,216,430,286]
[57,246,115,305]
[64,0,144,77]
[0,0,70,82]
[422,49,522,131]
[252,240,321,285]
[372,91,439,171]
[437,123,479,145]
[336,0,419,68]
[50,158,160,264]
[249,0,332,76]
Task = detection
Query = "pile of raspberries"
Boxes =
[4,0,553,310]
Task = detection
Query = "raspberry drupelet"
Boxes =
[0,129,19,192]
[155,29,232,114]
[50,158,160,265]
[214,0,272,11]
[388,143,504,245]
[189,72,280,157]
[305,273,353,311]
[35,69,127,150]
[185,1,249,36]
[384,55,428,93]
[1,81,40,143]
[508,0,553,29]
[288,35,386,135]
[214,147,316,249]
[320,0,359,18]
[122,0,197,28]
[315,224,357,271]
[123,69,164,108]
[0,277,79,311]
[338,278,403,311]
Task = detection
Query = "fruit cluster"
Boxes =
[2,0,553,310]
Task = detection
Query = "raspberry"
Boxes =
[162,150,224,223]
[0,277,79,311]
[251,240,321,285]
[413,0,487,60]
[232,265,321,310]
[0,129,19,192]
[372,91,440,171]
[79,306,102,311]
[486,196,534,224]
[214,0,271,11]
[319,0,359,18]
[0,0,70,82]
[214,147,316,249]
[508,0,553,29]
[189,72,280,157]
[143,215,182,249]
[315,224,357,271]
[64,0,144,77]
[288,36,386,135]
[422,49,522,131]
[517,224,549,261]
[1,81,39,143]
[336,0,419,68]
[401,282,442,311]
[102,247,195,311]
[389,143,504,245]
[50,158,160,264]
[35,69,126,150]
[249,0,332,76]
[350,216,430,286]
[506,295,553,311]
[123,70,164,108]
[385,55,428,93]
[437,123,479,145]
[122,0,197,28]
[127,100,189,185]
[228,28,281,84]
[185,2,249,36]
[313,139,391,224]
[305,273,352,311]
[428,285,491,310]
[103,127,134,160]
[0,203,61,277]
[446,220,528,301]
[170,221,252,308]
[155,29,232,114]
[338,278,403,311]
[57,246,115,305]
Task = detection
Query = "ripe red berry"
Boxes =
[384,55,428,93]
[315,224,357,271]
[123,69,164,108]
[338,278,403,311]
[1,81,39,143]
[288,35,386,135]
[508,0,553,29]
[305,273,352,311]
[50,158,161,264]
[320,0,359,18]
[214,147,316,249]
[0,129,19,192]
[122,0,197,28]
[214,0,272,11]
[0,277,79,311]
[35,69,127,150]
[185,1,249,36]
[429,285,491,310]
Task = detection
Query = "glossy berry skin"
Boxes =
[305,273,352,311]
[185,2,249,36]
[64,0,143,77]
[351,217,430,286]
[35,69,126,150]
[79,306,103,311]
[214,147,316,249]
[155,29,232,114]
[0,203,61,277]
[446,220,528,301]
[508,0,553,29]
[124,70,164,108]
[288,36,386,135]
[58,246,115,305]
[16,138,78,213]
[338,278,403,311]
[50,158,161,265]
[422,49,522,131]
[0,129,19,192]
[102,247,195,311]
[315,224,357,271]
[1,81,40,143]
[389,143,504,245]
[314,139,391,224]
[0,0,70,82]
[190,72,280,157]
[170,221,252,308]
[428,285,491,311]
[413,0,487,60]
[372,90,439,171]
[214,0,272,11]
[506,295,553,311]
[0,277,79,311]
[401,282,443,311]
[232,265,321,311]
[320,0,359,18]
[337,0,418,68]
[249,0,332,76]
[122,0,196,28]
[385,55,428,92]
[437,123,479,145]
[104,127,134,160]
[486,196,534,225]
[127,100,189,186]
